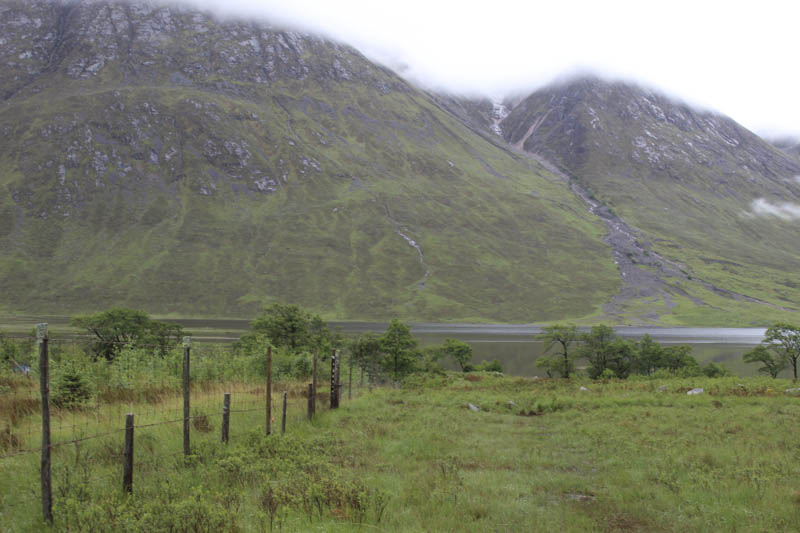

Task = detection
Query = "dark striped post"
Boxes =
[312,347,318,415]
[330,350,339,409]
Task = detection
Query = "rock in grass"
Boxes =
[579,386,590,392]
[507,400,516,408]
[657,385,667,392]
[687,388,704,395]
[467,403,480,412]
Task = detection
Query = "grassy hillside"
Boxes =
[0,0,620,322]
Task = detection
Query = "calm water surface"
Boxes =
[0,316,769,377]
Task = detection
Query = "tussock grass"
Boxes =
[2,373,800,531]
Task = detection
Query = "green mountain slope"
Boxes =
[498,76,800,325]
[0,0,621,321]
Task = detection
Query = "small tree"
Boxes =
[763,323,800,380]
[245,304,338,355]
[536,324,579,378]
[658,345,696,372]
[576,325,639,379]
[348,333,383,384]
[249,304,311,352]
[71,308,183,361]
[743,345,786,378]
[440,338,473,372]
[379,320,419,381]
[632,334,663,375]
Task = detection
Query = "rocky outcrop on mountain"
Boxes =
[494,76,800,321]
[501,77,800,190]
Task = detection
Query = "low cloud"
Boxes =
[748,198,800,220]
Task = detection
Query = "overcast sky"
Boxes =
[190,0,799,138]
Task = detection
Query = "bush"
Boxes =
[701,361,731,378]
[476,359,503,373]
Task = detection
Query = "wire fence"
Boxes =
[0,326,350,526]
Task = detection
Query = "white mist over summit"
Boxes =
[181,0,800,138]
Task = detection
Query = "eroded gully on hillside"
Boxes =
[514,150,792,321]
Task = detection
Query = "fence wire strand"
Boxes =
[1,336,356,525]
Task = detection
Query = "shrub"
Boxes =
[476,359,504,373]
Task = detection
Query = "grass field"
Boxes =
[2,372,800,532]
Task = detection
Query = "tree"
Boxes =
[249,304,311,352]
[763,323,800,380]
[535,324,579,378]
[632,334,663,375]
[659,345,698,372]
[71,308,183,361]
[440,338,473,372]
[348,332,383,384]
[379,320,419,381]
[743,345,786,378]
[246,303,339,354]
[576,325,631,379]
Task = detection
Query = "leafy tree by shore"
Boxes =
[763,324,800,380]
[71,308,184,361]
[243,303,341,355]
[743,323,800,379]
[379,320,419,381]
[537,323,722,379]
[440,338,474,372]
[535,324,579,378]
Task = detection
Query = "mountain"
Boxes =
[490,76,800,325]
[2,1,798,326]
[0,0,621,322]
[770,137,800,159]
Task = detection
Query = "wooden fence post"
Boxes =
[312,347,318,415]
[348,355,353,400]
[123,413,134,494]
[183,337,191,457]
[37,323,52,523]
[221,393,230,444]
[281,392,287,435]
[266,346,272,436]
[307,383,313,420]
